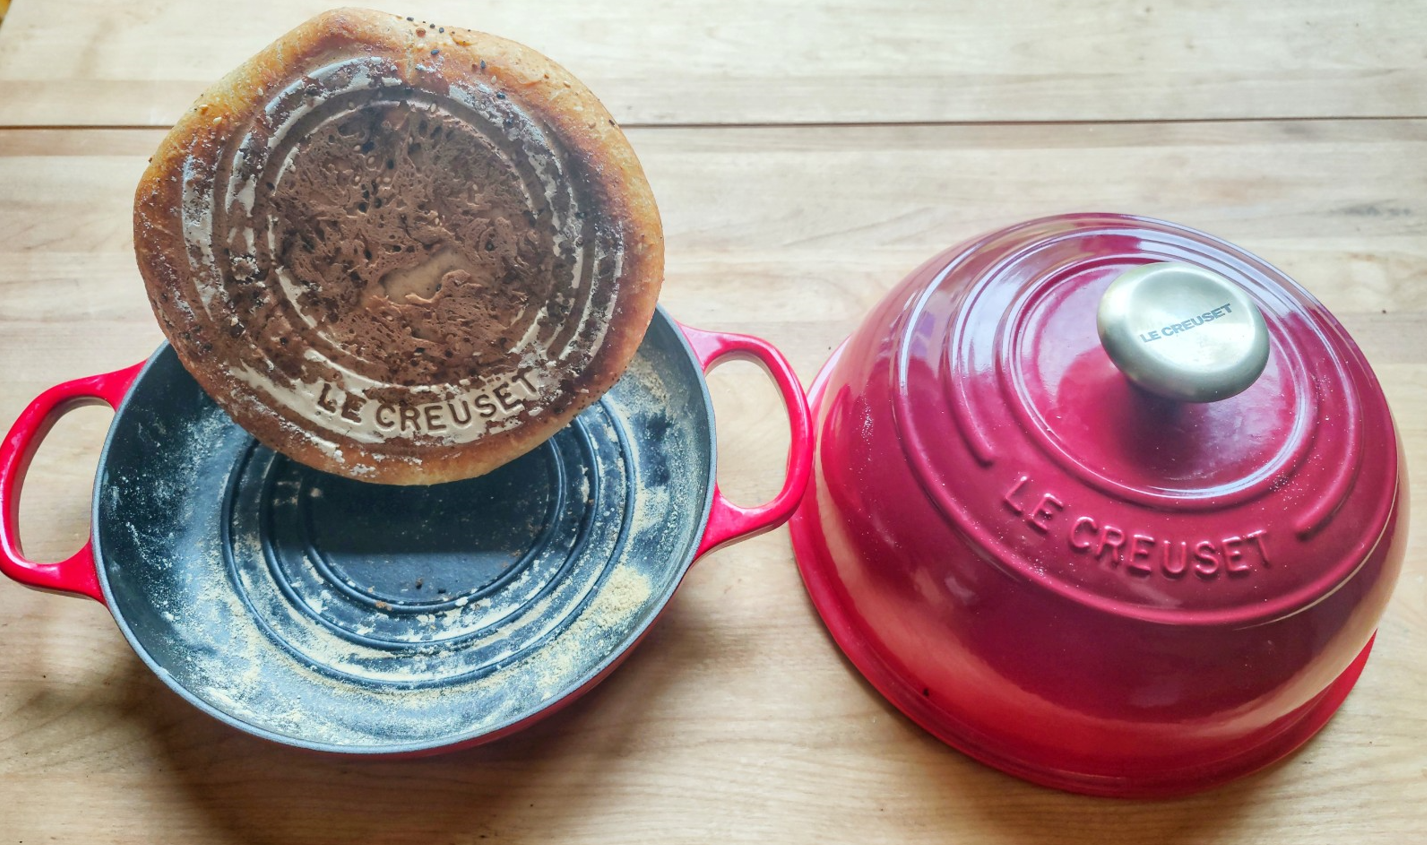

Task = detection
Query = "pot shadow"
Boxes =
[900,720,1273,844]
[791,588,1269,844]
[118,604,695,845]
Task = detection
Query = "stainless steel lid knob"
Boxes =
[1096,262,1270,403]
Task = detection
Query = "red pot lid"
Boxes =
[894,214,1399,626]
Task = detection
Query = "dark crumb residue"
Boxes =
[480,60,487,70]
[432,49,440,56]
[496,92,506,99]
[262,101,565,382]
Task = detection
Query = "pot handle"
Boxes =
[680,324,813,558]
[0,362,145,603]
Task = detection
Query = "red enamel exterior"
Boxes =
[789,214,1408,797]
[0,361,144,603]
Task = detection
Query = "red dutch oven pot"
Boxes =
[790,214,1408,797]
[0,310,812,755]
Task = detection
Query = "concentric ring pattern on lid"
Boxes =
[892,214,1399,625]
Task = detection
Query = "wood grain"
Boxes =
[0,117,1424,843]
[1,0,1426,127]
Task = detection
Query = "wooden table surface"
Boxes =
[1,2,1425,843]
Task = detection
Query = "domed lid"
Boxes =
[894,214,1400,625]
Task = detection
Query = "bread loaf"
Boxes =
[134,8,664,484]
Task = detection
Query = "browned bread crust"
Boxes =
[135,8,663,484]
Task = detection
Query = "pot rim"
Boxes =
[91,309,715,754]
